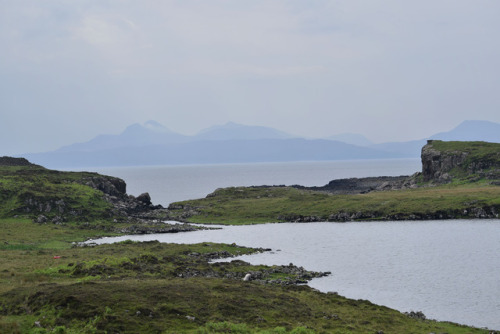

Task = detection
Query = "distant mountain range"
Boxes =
[23,120,500,168]
[370,120,500,157]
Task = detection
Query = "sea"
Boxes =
[80,159,500,330]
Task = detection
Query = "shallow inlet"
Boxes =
[91,219,500,330]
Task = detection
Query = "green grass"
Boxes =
[428,141,500,177]
[1,144,498,332]
[0,218,492,333]
[0,166,115,221]
[1,278,489,333]
[430,140,500,157]
[0,218,120,251]
[169,183,500,225]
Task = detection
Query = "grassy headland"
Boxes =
[0,164,113,221]
[168,182,500,225]
[169,141,500,225]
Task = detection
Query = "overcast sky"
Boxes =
[1,1,500,155]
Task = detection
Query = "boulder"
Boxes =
[36,215,47,224]
[137,192,152,205]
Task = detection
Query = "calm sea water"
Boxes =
[83,159,500,329]
[87,159,421,206]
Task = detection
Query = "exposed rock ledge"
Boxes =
[277,205,500,222]
[294,175,417,195]
[293,140,500,195]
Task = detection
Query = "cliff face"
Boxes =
[421,141,468,182]
[421,140,500,182]
[295,140,500,195]
[80,175,127,197]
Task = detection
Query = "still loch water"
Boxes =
[85,159,499,329]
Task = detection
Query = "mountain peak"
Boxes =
[196,122,293,141]
[431,120,500,142]
[123,121,172,135]
[144,120,169,132]
[327,133,373,146]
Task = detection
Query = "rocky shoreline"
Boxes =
[72,240,330,286]
[294,175,418,195]
[275,204,500,223]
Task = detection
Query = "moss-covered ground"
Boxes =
[0,165,114,220]
[0,218,491,333]
[429,141,500,165]
[169,183,500,225]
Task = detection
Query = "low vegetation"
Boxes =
[429,140,500,164]
[0,164,114,221]
[0,220,490,333]
[1,141,499,333]
[168,183,500,225]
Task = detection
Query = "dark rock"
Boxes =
[299,175,411,195]
[137,192,152,205]
[405,310,426,320]
[0,156,40,167]
[82,176,126,197]
[421,141,468,182]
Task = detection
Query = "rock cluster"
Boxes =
[277,205,500,223]
[404,311,426,320]
[239,263,331,286]
[81,175,127,197]
[69,243,328,286]
[77,175,169,223]
[296,175,418,195]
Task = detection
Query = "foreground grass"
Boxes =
[0,219,491,333]
[169,183,500,225]
[1,279,487,334]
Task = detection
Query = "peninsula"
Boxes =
[168,140,500,224]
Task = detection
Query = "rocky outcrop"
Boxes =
[136,192,152,205]
[296,175,417,195]
[80,175,127,197]
[421,140,468,182]
[421,140,500,182]
[295,140,500,194]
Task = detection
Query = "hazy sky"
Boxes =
[1,1,500,155]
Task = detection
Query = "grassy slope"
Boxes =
[0,165,114,220]
[430,140,500,161]
[0,219,489,333]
